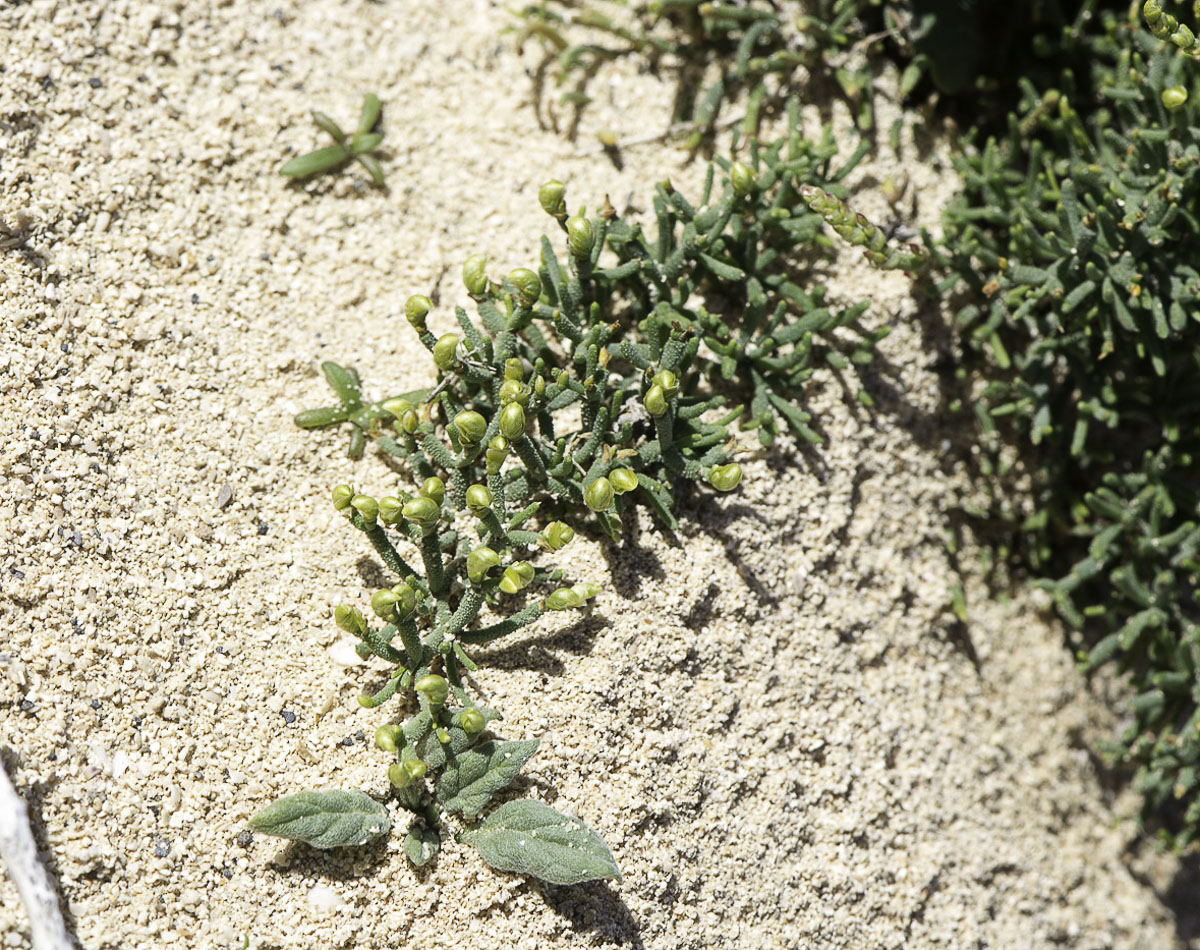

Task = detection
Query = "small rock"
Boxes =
[217,483,234,508]
[280,710,296,725]
[154,839,171,857]
[235,830,253,849]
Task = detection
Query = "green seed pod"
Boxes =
[730,161,756,197]
[375,724,401,752]
[334,604,367,637]
[454,410,488,445]
[652,370,679,400]
[609,468,638,494]
[351,494,379,523]
[405,294,432,332]
[504,358,525,381]
[415,673,449,706]
[1163,85,1188,111]
[585,477,615,512]
[433,333,460,372]
[332,484,355,511]
[508,268,542,307]
[392,582,418,618]
[708,463,743,492]
[485,435,509,474]
[399,409,420,434]
[498,378,528,406]
[467,546,501,583]
[644,384,667,417]
[388,762,411,789]
[546,588,583,611]
[567,215,596,259]
[378,495,404,525]
[540,521,575,550]
[498,402,526,440]
[380,397,414,421]
[402,495,441,527]
[499,560,535,594]
[538,179,567,218]
[459,708,486,734]
[370,589,399,620]
[404,759,428,781]
[463,254,489,296]
[421,476,446,505]
[466,483,494,512]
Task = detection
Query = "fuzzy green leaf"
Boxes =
[248,790,391,849]
[281,145,350,178]
[460,799,621,885]
[402,822,440,867]
[436,739,539,817]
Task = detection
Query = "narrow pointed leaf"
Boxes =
[281,145,350,178]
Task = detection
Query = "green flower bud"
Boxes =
[533,375,546,397]
[399,409,420,434]
[730,161,756,197]
[504,358,525,381]
[644,384,667,417]
[571,582,602,602]
[463,254,489,296]
[540,521,575,550]
[1163,85,1188,111]
[499,560,536,594]
[404,759,428,781]
[459,708,486,734]
[508,268,542,307]
[405,294,432,332]
[585,476,615,512]
[567,215,596,259]
[371,588,399,620]
[421,476,445,505]
[708,463,743,492]
[467,546,501,583]
[485,436,509,474]
[415,673,449,706]
[374,724,401,752]
[652,370,679,399]
[389,762,411,788]
[334,604,367,637]
[391,582,418,618]
[454,410,488,445]
[379,495,404,525]
[546,588,583,610]
[498,402,526,440]
[351,493,379,523]
[433,333,460,372]
[498,378,529,406]
[609,468,639,494]
[539,179,567,218]
[380,397,414,420]
[466,483,494,512]
[402,495,441,528]
[332,484,355,511]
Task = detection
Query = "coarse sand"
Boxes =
[2,1,1198,948]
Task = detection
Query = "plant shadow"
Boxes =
[530,878,645,949]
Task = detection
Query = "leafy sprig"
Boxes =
[280,93,386,185]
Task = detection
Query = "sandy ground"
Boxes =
[2,0,1197,947]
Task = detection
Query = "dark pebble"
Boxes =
[354,730,365,741]
[340,736,354,747]
[89,77,102,88]
[20,699,34,712]
[280,710,296,724]
[235,830,253,848]
[91,699,101,710]
[154,840,171,857]
[217,483,234,509]
[256,523,268,536]
[221,867,233,879]
[191,293,200,304]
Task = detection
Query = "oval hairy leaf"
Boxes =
[460,799,621,885]
[435,739,538,817]
[248,789,391,849]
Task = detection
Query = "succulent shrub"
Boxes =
[932,5,1200,846]
[257,114,893,880]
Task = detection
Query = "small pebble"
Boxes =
[280,710,296,724]
[217,483,234,508]
[88,77,102,88]
[235,830,253,848]
[154,840,171,857]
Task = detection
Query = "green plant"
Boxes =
[511,0,888,145]
[255,113,890,879]
[931,7,1200,846]
[280,93,386,185]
